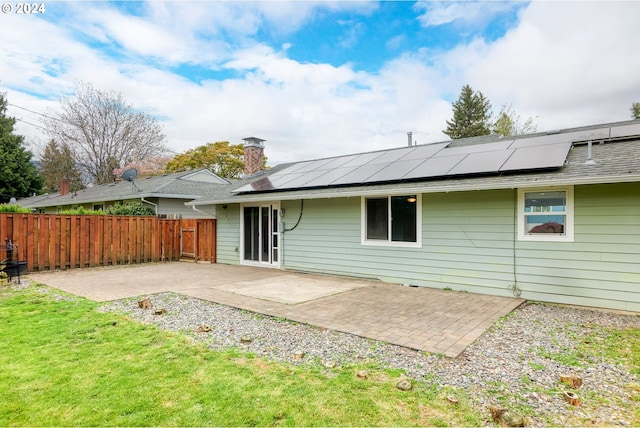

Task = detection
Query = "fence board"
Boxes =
[0,214,190,272]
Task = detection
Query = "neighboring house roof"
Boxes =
[20,169,231,209]
[189,120,640,205]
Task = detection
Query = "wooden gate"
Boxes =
[180,226,196,258]
[180,219,217,263]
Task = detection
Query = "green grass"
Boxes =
[0,284,481,427]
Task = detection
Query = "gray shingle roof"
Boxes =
[20,169,230,208]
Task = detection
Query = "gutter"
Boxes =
[191,205,215,217]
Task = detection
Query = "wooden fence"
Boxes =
[0,213,188,272]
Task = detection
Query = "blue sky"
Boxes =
[2,1,640,165]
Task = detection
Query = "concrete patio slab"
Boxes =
[215,275,370,304]
[27,262,525,357]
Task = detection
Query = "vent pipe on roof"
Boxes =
[585,140,596,165]
[407,131,413,147]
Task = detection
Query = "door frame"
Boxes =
[239,202,280,268]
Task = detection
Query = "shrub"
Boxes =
[58,206,104,215]
[104,202,155,216]
[0,204,32,213]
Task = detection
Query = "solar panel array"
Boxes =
[234,123,639,194]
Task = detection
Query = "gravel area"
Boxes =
[95,291,640,426]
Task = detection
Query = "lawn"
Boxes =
[0,283,481,427]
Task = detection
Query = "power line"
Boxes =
[12,116,49,132]
[8,102,66,124]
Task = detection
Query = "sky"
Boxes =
[1,0,640,166]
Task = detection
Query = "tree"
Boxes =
[39,139,84,194]
[42,83,168,185]
[492,104,538,137]
[113,156,172,179]
[631,102,640,120]
[0,92,42,201]
[165,141,260,179]
[443,85,492,139]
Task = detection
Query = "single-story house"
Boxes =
[19,169,229,219]
[188,124,640,312]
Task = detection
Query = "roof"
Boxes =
[21,169,231,208]
[189,119,640,205]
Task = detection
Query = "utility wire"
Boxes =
[7,102,63,123]
[12,116,49,132]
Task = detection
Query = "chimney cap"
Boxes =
[242,137,265,147]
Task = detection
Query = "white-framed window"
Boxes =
[518,186,574,242]
[361,194,422,247]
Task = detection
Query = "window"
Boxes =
[518,187,574,242]
[362,195,421,247]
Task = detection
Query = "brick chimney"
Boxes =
[243,137,265,177]
[60,178,70,196]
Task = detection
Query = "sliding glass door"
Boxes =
[242,204,279,266]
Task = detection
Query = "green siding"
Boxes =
[515,183,640,312]
[281,191,518,297]
[217,183,639,312]
[216,204,241,265]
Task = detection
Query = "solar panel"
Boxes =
[331,162,394,185]
[501,141,571,171]
[397,142,448,161]
[435,139,513,156]
[339,151,389,168]
[402,154,466,180]
[365,158,428,182]
[610,123,640,139]
[448,149,515,175]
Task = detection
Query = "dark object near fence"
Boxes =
[1,239,28,283]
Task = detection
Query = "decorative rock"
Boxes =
[292,351,305,360]
[396,378,412,391]
[240,335,253,343]
[489,405,507,422]
[196,324,212,333]
[445,395,459,405]
[323,360,337,368]
[154,308,167,315]
[501,411,527,427]
[137,297,152,309]
[563,391,581,406]
[356,370,369,379]
[559,374,582,389]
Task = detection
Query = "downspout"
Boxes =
[141,197,158,215]
[511,189,522,297]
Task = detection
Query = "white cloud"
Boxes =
[4,1,640,170]
[414,1,519,29]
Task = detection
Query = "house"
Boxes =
[19,169,230,219]
[188,123,640,312]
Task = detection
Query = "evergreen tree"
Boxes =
[443,85,492,139]
[0,93,42,201]
[631,102,640,120]
[39,139,84,194]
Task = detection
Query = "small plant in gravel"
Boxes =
[527,361,546,371]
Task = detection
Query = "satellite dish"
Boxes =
[121,168,138,182]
